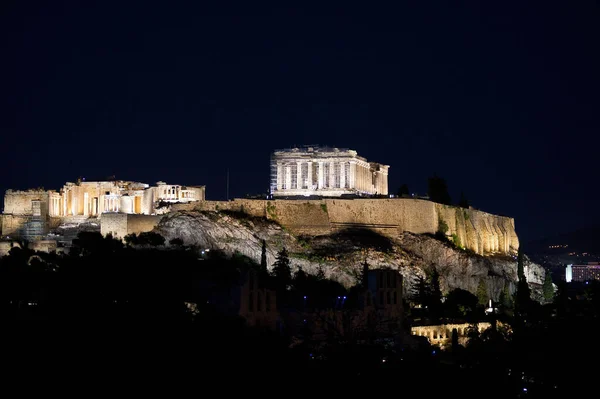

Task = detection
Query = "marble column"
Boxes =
[285,166,292,190]
[318,162,324,189]
[296,161,302,189]
[277,163,283,190]
[307,162,313,190]
[84,193,89,216]
[349,162,355,189]
[329,161,335,188]
[340,161,346,189]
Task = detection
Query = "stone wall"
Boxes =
[100,213,163,238]
[1,214,32,236]
[0,241,18,257]
[127,214,164,236]
[167,198,519,255]
[3,190,49,215]
[101,213,128,238]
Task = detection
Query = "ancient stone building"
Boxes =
[1,179,205,239]
[270,146,389,197]
[411,322,492,347]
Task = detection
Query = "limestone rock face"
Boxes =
[155,210,546,301]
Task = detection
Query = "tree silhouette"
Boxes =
[514,247,531,318]
[458,192,469,208]
[428,175,452,205]
[543,270,554,302]
[169,237,184,247]
[272,247,292,288]
[410,275,431,311]
[361,259,369,289]
[476,279,488,306]
[316,266,325,280]
[397,184,410,197]
[137,232,165,246]
[429,269,443,320]
[445,288,478,319]
[499,284,513,310]
[260,239,268,273]
[451,328,459,352]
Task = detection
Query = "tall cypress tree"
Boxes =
[543,271,554,302]
[362,259,369,289]
[429,269,443,320]
[272,247,292,287]
[476,279,488,306]
[260,239,268,273]
[515,247,531,317]
[499,284,513,309]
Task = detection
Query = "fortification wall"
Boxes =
[100,213,163,238]
[1,215,31,236]
[126,214,164,236]
[3,190,50,215]
[101,213,128,238]
[111,198,519,255]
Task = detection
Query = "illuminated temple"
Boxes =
[1,179,205,238]
[270,146,389,197]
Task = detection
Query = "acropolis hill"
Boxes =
[0,146,545,300]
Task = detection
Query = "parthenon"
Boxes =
[270,146,389,197]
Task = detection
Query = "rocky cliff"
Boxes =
[172,198,519,256]
[156,209,546,302]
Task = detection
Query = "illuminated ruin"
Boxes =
[1,179,205,239]
[270,146,389,197]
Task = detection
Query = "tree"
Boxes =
[429,269,443,319]
[514,247,531,317]
[293,266,308,292]
[124,233,139,246]
[476,279,488,306]
[316,266,325,280]
[451,328,459,352]
[361,259,369,289]
[137,232,165,246]
[169,237,184,247]
[260,239,268,273]
[543,270,554,302]
[397,184,410,197]
[517,248,526,282]
[458,192,469,208]
[272,247,292,287]
[445,288,478,319]
[410,275,431,309]
[428,175,452,205]
[499,284,513,310]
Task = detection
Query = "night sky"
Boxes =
[1,1,599,243]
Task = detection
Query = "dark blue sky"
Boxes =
[1,1,599,242]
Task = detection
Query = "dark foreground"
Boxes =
[5,321,575,398]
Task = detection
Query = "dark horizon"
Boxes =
[2,2,600,243]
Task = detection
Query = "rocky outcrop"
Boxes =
[171,198,520,256]
[155,210,545,301]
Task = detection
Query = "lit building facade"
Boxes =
[270,146,389,197]
[1,179,205,238]
[566,263,600,283]
[47,180,204,217]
